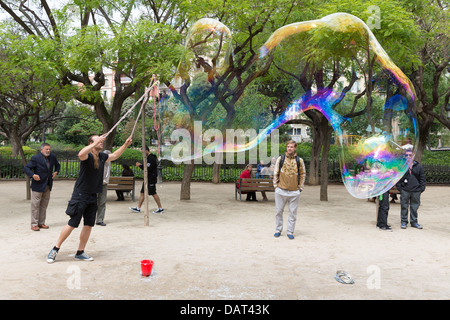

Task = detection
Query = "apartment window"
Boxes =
[292,128,302,136]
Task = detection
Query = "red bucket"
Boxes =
[140,260,154,277]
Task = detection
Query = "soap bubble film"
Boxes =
[164,13,418,199]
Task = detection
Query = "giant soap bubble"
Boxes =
[163,13,418,199]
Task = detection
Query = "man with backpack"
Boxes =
[273,140,306,240]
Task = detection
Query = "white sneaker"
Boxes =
[74,252,94,261]
[47,248,58,264]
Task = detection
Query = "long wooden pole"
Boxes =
[142,98,149,226]
[142,108,149,227]
[135,78,157,226]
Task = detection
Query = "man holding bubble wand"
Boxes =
[46,134,132,263]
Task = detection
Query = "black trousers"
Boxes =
[246,192,257,201]
[377,191,390,228]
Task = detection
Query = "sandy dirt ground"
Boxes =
[0,179,449,300]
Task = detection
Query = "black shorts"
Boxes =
[140,182,157,196]
[65,193,98,228]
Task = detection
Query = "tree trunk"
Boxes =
[180,162,195,200]
[16,139,31,200]
[103,131,115,152]
[212,163,221,184]
[305,110,326,185]
[9,131,24,157]
[8,131,31,199]
[308,127,321,185]
[416,112,434,162]
[319,122,333,201]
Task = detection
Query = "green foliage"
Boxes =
[232,84,274,130]
[113,148,146,161]
[53,103,95,145]
[0,146,36,156]
[1,0,448,170]
[66,118,103,140]
[421,150,450,166]
[29,139,81,153]
[276,141,313,161]
[318,0,422,70]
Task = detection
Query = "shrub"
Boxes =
[0,146,37,156]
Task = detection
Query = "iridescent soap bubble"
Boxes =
[164,18,235,163]
[175,18,232,85]
[258,12,418,198]
[166,13,418,199]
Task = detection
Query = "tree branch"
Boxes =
[40,0,61,40]
[0,0,35,35]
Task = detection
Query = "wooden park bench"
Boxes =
[389,186,400,196]
[235,178,275,201]
[107,176,135,201]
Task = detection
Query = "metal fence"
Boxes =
[422,164,450,184]
[1,154,449,184]
[0,155,138,180]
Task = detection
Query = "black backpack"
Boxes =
[278,154,302,185]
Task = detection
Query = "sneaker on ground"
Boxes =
[152,208,164,214]
[75,252,94,261]
[47,248,58,264]
[129,207,140,213]
[377,226,393,232]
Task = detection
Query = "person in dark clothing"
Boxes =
[24,143,60,231]
[129,146,164,214]
[116,164,134,201]
[377,191,392,231]
[256,160,265,179]
[396,149,426,229]
[46,134,132,263]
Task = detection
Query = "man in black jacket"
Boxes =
[24,143,60,231]
[396,149,426,229]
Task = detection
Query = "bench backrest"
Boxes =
[108,176,134,186]
[239,178,274,191]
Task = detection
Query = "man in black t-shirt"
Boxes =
[47,134,132,263]
[129,146,164,214]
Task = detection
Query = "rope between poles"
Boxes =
[102,75,160,140]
